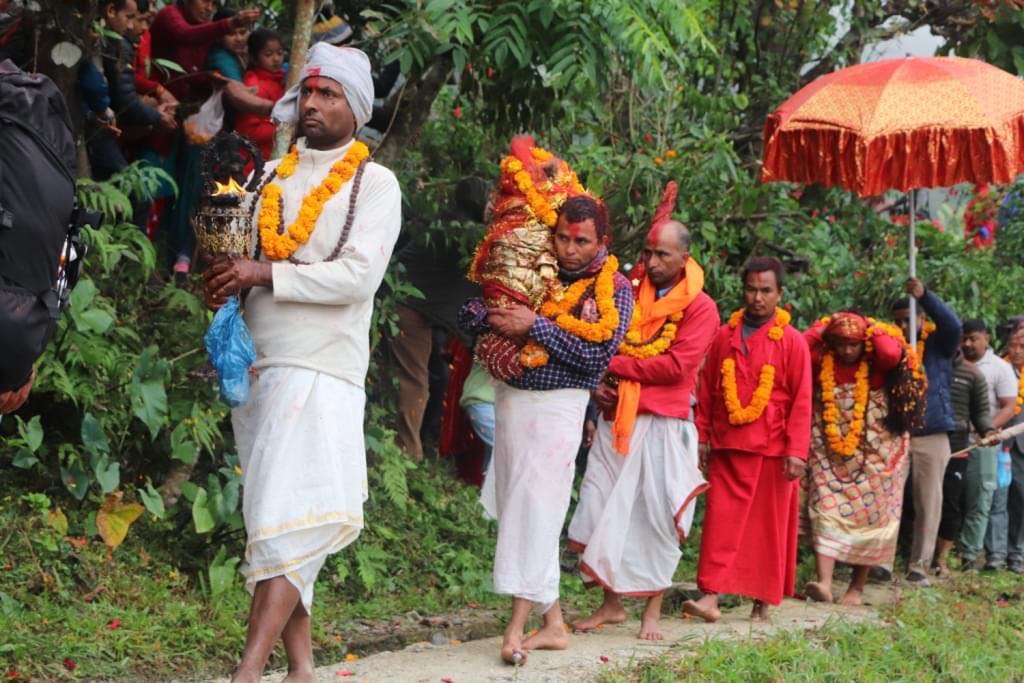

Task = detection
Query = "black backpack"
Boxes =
[0,60,93,392]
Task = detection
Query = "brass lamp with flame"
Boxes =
[192,132,264,257]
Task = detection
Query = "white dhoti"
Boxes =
[232,366,368,612]
[490,383,588,612]
[567,415,706,595]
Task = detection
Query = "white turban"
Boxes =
[271,43,374,130]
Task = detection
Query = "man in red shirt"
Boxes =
[684,256,812,622]
[567,187,719,640]
[568,213,719,640]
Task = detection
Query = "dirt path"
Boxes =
[224,582,898,683]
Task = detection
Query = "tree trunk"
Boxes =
[29,1,97,148]
[272,0,317,158]
[374,56,450,168]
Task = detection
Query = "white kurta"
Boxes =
[567,415,707,596]
[491,384,589,612]
[234,137,401,611]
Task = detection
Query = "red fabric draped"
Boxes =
[438,337,485,486]
[696,450,799,605]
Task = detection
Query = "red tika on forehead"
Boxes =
[646,222,665,246]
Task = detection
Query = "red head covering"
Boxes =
[825,312,869,342]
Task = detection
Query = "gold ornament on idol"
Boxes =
[720,307,790,425]
[819,352,870,457]
[258,141,370,261]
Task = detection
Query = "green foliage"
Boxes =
[0,164,230,556]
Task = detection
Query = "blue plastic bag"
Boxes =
[998,447,1013,490]
[203,296,256,407]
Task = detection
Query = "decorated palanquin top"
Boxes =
[468,135,585,309]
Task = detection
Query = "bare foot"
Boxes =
[573,603,627,632]
[638,615,663,640]
[838,588,864,606]
[231,668,261,683]
[500,626,527,666]
[282,672,317,683]
[522,622,569,651]
[681,595,721,623]
[750,601,771,622]
[804,581,834,603]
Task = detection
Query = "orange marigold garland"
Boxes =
[720,307,790,425]
[258,141,370,261]
[618,309,683,359]
[820,352,871,457]
[517,255,621,368]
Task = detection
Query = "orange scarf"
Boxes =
[612,258,705,454]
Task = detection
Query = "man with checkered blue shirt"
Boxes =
[459,194,632,665]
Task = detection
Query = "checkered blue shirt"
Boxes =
[459,273,633,391]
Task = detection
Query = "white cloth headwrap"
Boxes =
[271,43,374,130]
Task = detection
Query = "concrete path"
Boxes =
[226,582,897,683]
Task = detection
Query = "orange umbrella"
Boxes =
[762,56,1024,196]
[761,56,1024,341]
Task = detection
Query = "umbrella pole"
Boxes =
[908,191,918,346]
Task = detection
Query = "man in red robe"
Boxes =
[683,256,812,621]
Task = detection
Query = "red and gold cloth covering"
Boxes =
[468,136,586,380]
[762,57,1024,196]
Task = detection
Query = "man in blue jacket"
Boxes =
[892,276,962,586]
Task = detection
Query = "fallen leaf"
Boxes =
[45,508,69,535]
[96,493,144,550]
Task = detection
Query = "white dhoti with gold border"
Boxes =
[232,366,367,612]
[490,383,588,612]
[568,415,706,596]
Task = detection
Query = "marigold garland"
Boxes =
[820,352,871,457]
[728,306,790,341]
[719,307,790,425]
[618,309,683,359]
[258,141,370,261]
[517,255,621,368]
[498,143,583,228]
[916,320,935,353]
[721,360,776,425]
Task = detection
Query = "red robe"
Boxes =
[694,318,812,604]
[606,291,719,420]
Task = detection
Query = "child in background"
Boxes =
[205,7,248,83]
[234,28,285,162]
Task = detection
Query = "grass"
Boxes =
[599,571,1024,682]
[0,458,510,681]
[0,455,608,682]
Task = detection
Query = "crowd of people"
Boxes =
[3,3,1024,679]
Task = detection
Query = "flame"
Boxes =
[211,177,246,196]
